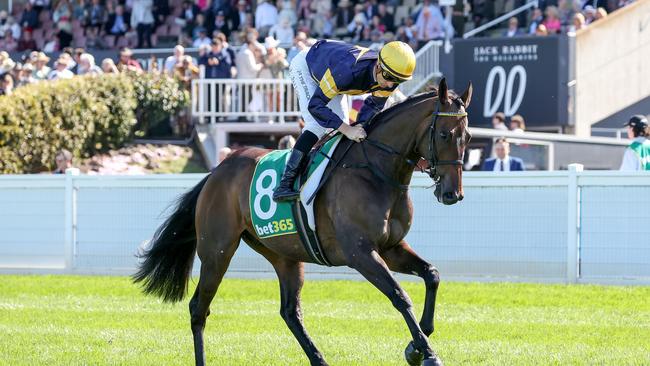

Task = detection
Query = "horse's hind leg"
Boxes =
[273,259,328,366]
[381,240,440,365]
[189,226,241,366]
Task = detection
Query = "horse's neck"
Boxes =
[366,98,434,185]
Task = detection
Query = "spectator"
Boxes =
[363,0,378,20]
[53,7,73,49]
[174,55,199,135]
[178,1,199,34]
[214,32,236,76]
[620,115,650,171]
[213,11,230,38]
[482,138,525,171]
[200,38,231,79]
[528,7,544,34]
[131,0,154,48]
[2,33,18,52]
[217,147,232,164]
[414,0,445,47]
[72,0,85,19]
[48,56,75,80]
[152,0,170,30]
[510,114,526,133]
[348,4,367,33]
[255,0,278,38]
[543,6,562,34]
[78,53,103,75]
[349,13,366,42]
[595,7,608,21]
[335,0,354,31]
[558,0,579,26]
[101,58,119,73]
[503,17,522,37]
[377,3,394,33]
[492,112,508,130]
[31,0,50,15]
[310,0,331,37]
[85,0,106,38]
[191,13,207,39]
[164,45,185,74]
[278,0,297,27]
[116,48,143,71]
[0,73,14,96]
[535,23,548,36]
[69,48,83,74]
[583,6,597,24]
[269,16,294,45]
[287,31,307,62]
[260,36,288,79]
[0,54,15,75]
[32,52,51,80]
[568,12,586,33]
[17,30,37,51]
[231,0,248,32]
[53,149,74,174]
[106,5,130,40]
[192,28,211,48]
[19,2,39,30]
[278,135,296,149]
[370,15,385,33]
[17,63,36,86]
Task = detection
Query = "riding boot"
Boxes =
[273,149,307,202]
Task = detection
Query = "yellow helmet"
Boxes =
[378,41,416,82]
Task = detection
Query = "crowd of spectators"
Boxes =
[0,0,638,56]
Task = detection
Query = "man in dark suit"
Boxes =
[482,138,525,171]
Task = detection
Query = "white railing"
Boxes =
[2,167,650,284]
[399,40,443,97]
[192,78,301,124]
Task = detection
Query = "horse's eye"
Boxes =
[439,131,450,141]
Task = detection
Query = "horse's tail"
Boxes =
[133,174,211,303]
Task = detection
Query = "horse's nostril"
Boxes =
[458,194,464,201]
[443,192,455,200]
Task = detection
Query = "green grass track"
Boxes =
[1,275,649,365]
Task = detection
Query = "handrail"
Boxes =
[463,0,539,39]
[399,40,443,97]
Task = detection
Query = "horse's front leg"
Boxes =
[339,236,442,365]
[381,240,440,365]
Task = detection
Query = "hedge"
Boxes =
[0,72,188,174]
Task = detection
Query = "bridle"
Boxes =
[315,95,468,200]
[423,97,468,184]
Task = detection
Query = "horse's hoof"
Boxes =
[404,341,424,366]
[423,356,443,366]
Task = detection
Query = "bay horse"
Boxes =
[134,78,472,366]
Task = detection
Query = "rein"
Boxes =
[307,95,468,202]
[343,96,468,190]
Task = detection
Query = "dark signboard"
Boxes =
[453,36,571,128]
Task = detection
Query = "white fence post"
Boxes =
[566,163,583,283]
[64,168,79,272]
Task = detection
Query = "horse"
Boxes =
[134,78,472,366]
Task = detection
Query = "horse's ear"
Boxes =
[461,82,473,108]
[438,78,449,105]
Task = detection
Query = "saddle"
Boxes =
[249,134,344,266]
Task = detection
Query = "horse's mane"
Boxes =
[365,87,460,133]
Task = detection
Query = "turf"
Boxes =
[0,276,649,366]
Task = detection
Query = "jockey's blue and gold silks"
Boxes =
[305,40,397,129]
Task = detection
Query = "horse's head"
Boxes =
[416,78,472,205]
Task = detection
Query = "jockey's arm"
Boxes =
[307,88,345,129]
[355,90,392,125]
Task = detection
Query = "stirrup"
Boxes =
[273,188,300,202]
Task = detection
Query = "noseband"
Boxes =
[424,98,468,183]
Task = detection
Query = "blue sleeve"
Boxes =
[307,66,352,129]
[307,88,345,129]
[198,55,208,66]
[356,94,389,125]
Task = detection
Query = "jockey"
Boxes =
[273,39,416,202]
